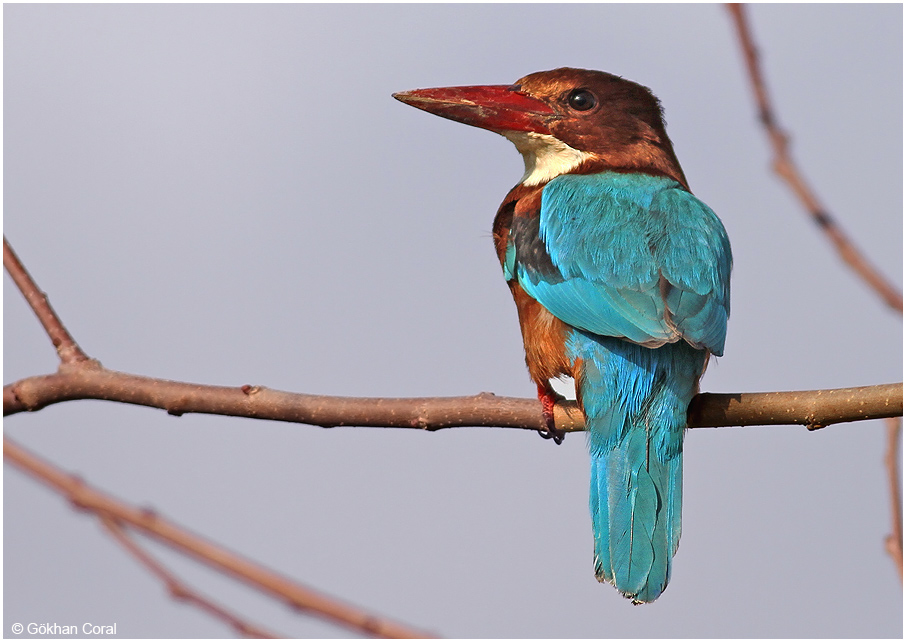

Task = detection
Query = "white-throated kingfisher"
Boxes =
[394,68,731,603]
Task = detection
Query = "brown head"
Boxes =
[394,67,688,188]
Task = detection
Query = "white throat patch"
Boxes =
[502,131,594,187]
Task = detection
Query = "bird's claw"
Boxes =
[536,425,565,445]
[537,383,566,445]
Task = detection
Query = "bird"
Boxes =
[393,68,731,603]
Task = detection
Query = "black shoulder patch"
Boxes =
[511,214,563,284]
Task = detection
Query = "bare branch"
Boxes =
[4,437,436,639]
[688,385,903,431]
[725,4,903,313]
[3,236,91,363]
[5,236,900,433]
[99,516,282,639]
[4,361,901,432]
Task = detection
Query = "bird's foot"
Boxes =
[536,383,565,445]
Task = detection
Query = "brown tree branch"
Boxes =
[3,236,91,363]
[726,4,903,313]
[687,383,903,431]
[99,516,282,639]
[4,437,436,639]
[5,237,900,434]
[4,361,902,432]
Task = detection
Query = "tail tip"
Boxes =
[593,557,667,604]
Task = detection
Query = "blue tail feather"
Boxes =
[569,330,706,603]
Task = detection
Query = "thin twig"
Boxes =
[3,236,91,363]
[726,4,902,313]
[728,3,904,586]
[4,438,436,639]
[884,417,902,580]
[99,516,282,638]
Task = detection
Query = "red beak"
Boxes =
[393,85,555,135]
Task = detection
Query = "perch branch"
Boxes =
[6,235,900,435]
[4,363,902,432]
[4,437,435,639]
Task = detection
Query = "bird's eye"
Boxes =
[567,89,597,111]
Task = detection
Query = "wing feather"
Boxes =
[510,172,731,355]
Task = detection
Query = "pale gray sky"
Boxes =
[4,3,902,638]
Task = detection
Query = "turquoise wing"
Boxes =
[511,172,731,355]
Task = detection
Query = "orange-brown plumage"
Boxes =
[493,181,578,391]
[509,282,574,384]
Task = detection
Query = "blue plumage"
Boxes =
[511,172,730,356]
[395,67,732,603]
[511,172,731,602]
[570,330,704,602]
